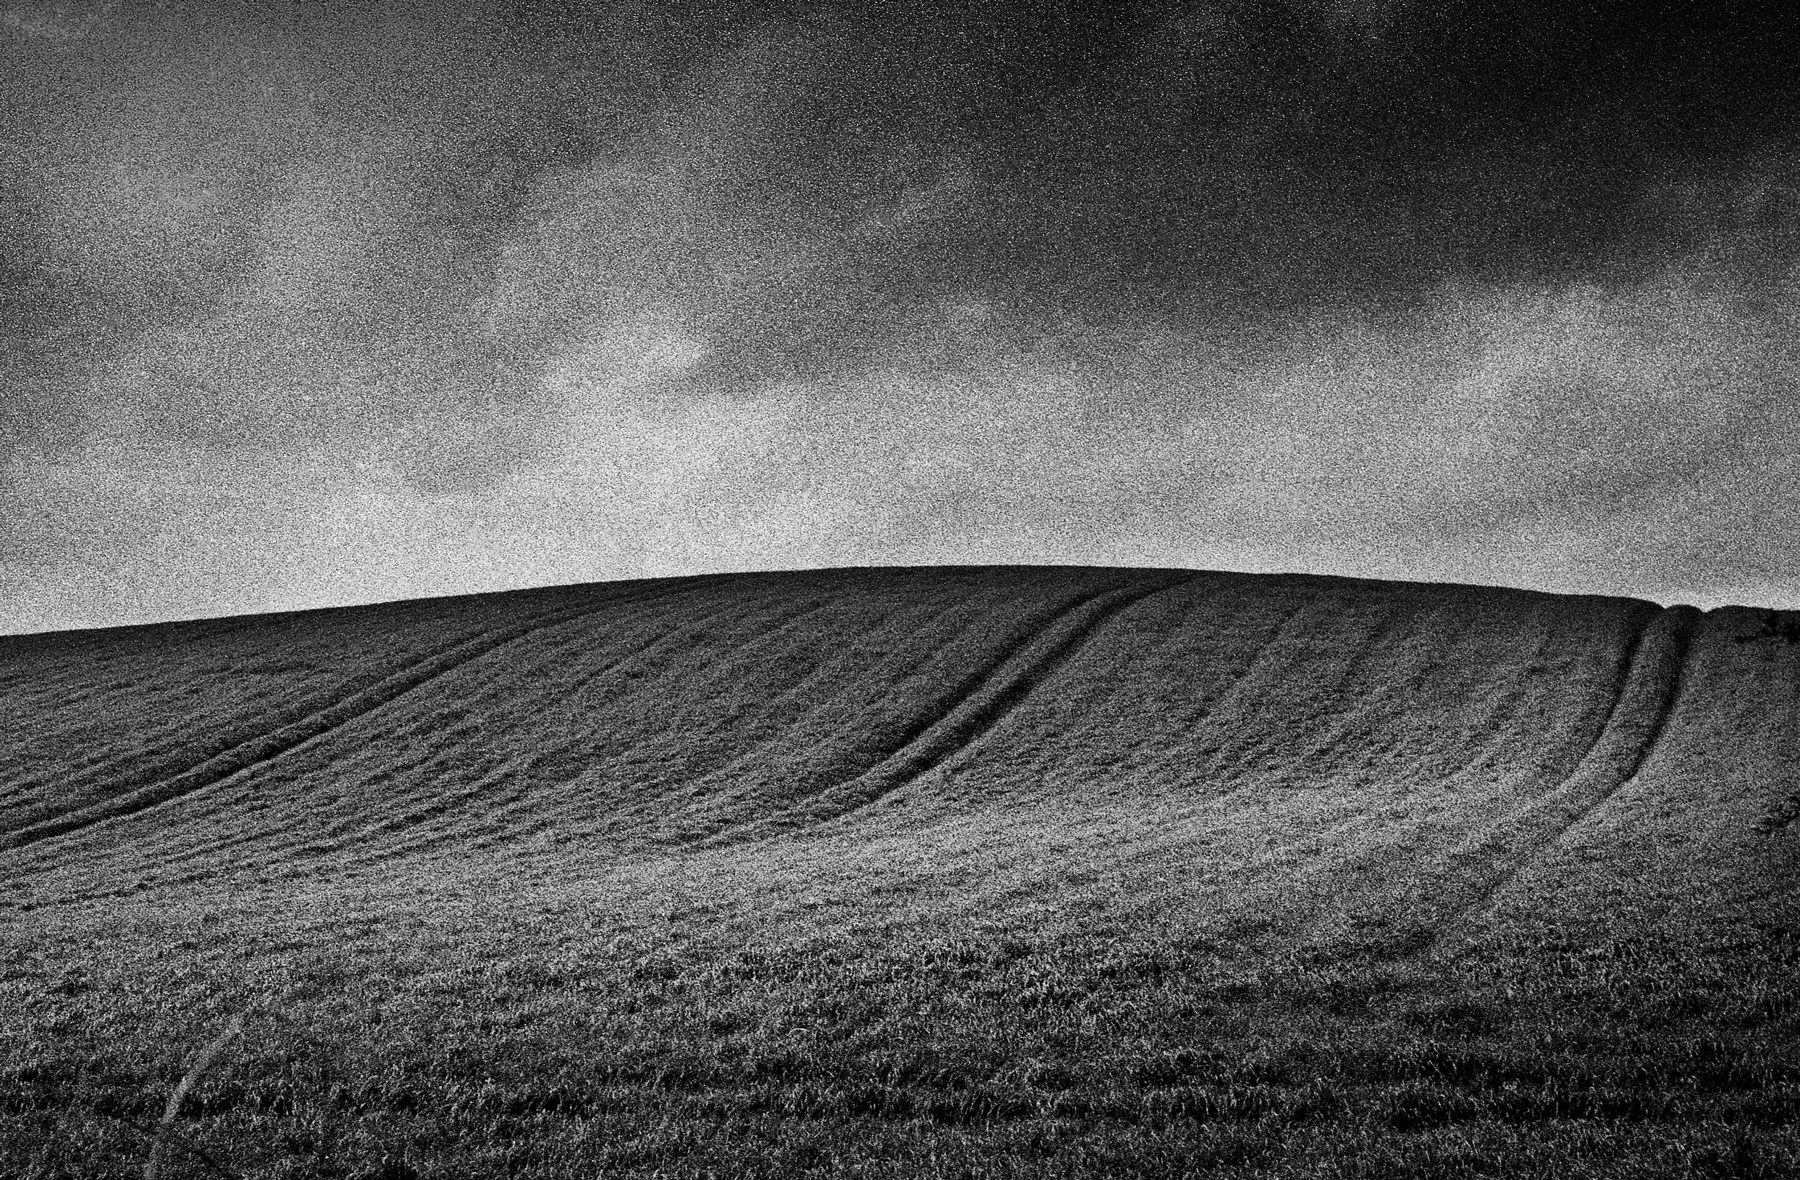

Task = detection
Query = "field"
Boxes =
[3,565,1798,1178]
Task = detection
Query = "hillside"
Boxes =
[4,566,1799,1177]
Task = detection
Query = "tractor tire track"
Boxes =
[94,585,839,878]
[1064,592,1441,906]
[706,576,1188,844]
[0,624,517,830]
[1089,593,1309,821]
[0,584,685,826]
[1425,603,1700,958]
[366,594,846,860]
[137,588,684,877]
[644,595,975,809]
[0,580,684,853]
[1214,594,1419,786]
[1180,595,1310,742]
[1275,598,1484,791]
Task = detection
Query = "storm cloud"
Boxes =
[4,0,1799,631]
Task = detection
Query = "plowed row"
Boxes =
[4,566,1798,1177]
[5,567,1792,933]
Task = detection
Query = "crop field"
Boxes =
[3,565,1798,1177]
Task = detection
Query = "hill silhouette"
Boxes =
[3,566,1798,1177]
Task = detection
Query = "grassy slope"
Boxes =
[2,566,1797,1178]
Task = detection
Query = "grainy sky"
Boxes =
[4,0,1798,633]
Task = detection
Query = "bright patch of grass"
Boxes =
[5,862,1798,1178]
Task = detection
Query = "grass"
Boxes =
[4,566,1799,1176]
[142,1013,245,1180]
[5,856,1799,1179]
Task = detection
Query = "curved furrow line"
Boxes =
[0,624,511,829]
[552,577,824,700]
[1256,598,1456,788]
[0,588,679,820]
[705,576,1188,845]
[1281,604,1490,787]
[1172,590,1385,787]
[1434,619,1567,789]
[660,595,979,796]
[0,580,683,854]
[1425,603,1700,957]
[143,589,838,877]
[1178,596,1311,741]
[355,596,848,861]
[1080,582,1389,870]
[1067,594,1310,829]
[964,791,1384,927]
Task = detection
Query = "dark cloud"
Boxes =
[3,0,1799,630]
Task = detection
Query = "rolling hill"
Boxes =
[4,566,1798,1178]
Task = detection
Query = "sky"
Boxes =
[4,0,1799,634]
